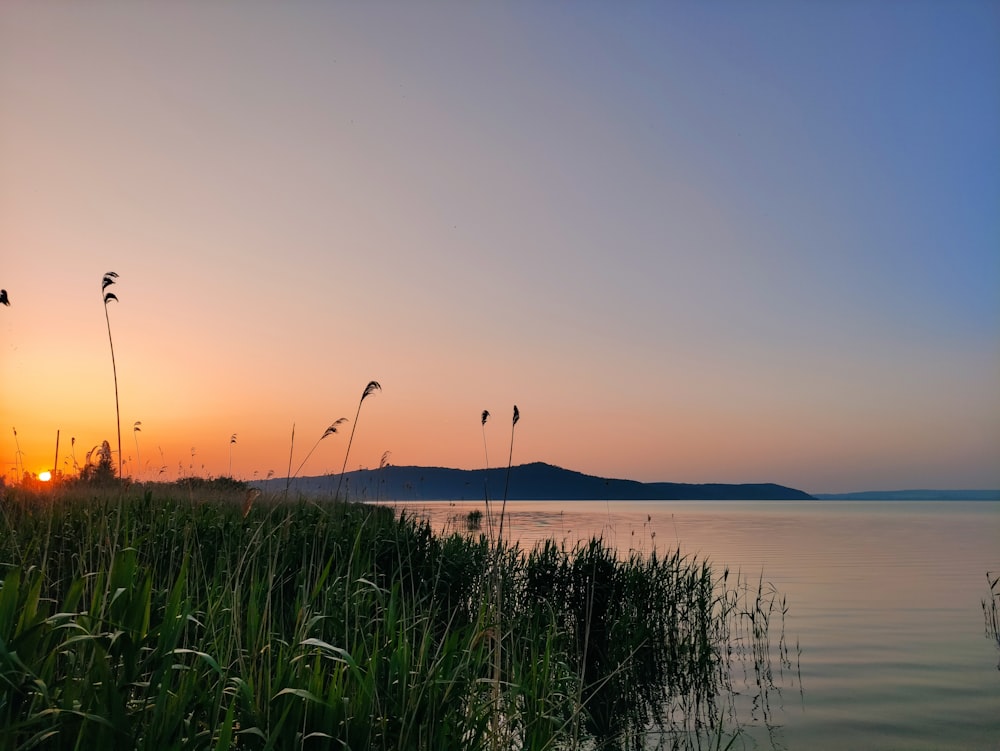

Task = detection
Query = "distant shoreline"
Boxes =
[252,462,999,503]
[811,489,999,501]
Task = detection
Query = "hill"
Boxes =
[256,462,814,501]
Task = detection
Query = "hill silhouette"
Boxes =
[258,462,814,501]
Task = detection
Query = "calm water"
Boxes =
[384,500,1000,750]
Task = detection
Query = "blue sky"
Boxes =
[1,2,998,493]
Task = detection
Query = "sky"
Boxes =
[1,2,998,495]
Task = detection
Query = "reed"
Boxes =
[101,271,123,480]
[11,427,23,481]
[481,410,493,540]
[334,381,381,501]
[228,433,237,478]
[498,405,519,545]
[283,423,295,497]
[291,419,347,481]
[132,422,142,480]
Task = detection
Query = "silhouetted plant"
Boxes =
[69,436,79,474]
[285,424,296,497]
[11,427,23,483]
[488,404,520,751]
[101,271,122,480]
[481,409,493,539]
[335,381,381,501]
[132,422,142,480]
[0,288,9,306]
[292,419,347,480]
[229,433,237,477]
[376,449,392,502]
[80,440,115,484]
[498,405,519,545]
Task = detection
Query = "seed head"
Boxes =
[322,418,348,439]
[361,380,381,402]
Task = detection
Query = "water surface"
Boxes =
[385,499,1000,750]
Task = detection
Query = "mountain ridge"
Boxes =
[255,461,815,501]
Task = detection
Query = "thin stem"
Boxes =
[292,420,346,481]
[284,423,296,498]
[335,404,362,502]
[498,405,519,546]
[133,423,141,481]
[103,291,122,481]
[335,381,380,501]
[482,410,493,541]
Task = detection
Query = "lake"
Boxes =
[382,499,1000,750]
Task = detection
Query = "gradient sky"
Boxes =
[2,2,998,494]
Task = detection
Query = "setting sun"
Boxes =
[38,471,51,482]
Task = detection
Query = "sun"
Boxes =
[39,471,52,482]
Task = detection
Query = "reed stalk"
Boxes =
[12,427,23,481]
[292,419,347,481]
[481,410,493,540]
[335,381,380,501]
[133,422,142,480]
[498,404,518,545]
[284,423,296,497]
[101,271,122,480]
[229,433,237,477]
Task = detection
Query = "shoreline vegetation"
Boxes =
[0,479,798,750]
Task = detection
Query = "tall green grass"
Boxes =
[0,484,792,750]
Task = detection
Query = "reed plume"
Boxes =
[229,433,237,477]
[102,271,122,480]
[292,419,347,480]
[0,289,9,306]
[335,381,381,501]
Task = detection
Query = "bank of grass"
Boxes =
[0,482,790,750]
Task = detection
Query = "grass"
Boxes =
[0,481,792,750]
